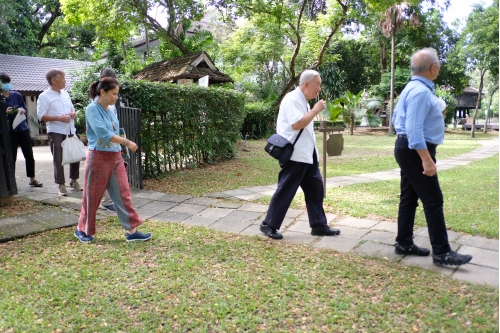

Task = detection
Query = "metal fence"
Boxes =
[117,105,143,189]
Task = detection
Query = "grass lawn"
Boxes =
[143,130,497,197]
[0,221,498,332]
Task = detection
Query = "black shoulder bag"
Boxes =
[264,129,304,166]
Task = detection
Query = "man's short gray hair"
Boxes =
[299,70,320,85]
[45,69,65,85]
[410,48,439,74]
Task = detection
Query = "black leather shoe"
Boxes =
[260,222,283,239]
[311,226,341,236]
[394,242,430,256]
[432,251,472,266]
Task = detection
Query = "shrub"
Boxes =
[120,80,245,179]
[435,87,456,125]
[241,101,276,139]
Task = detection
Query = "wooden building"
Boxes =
[134,51,233,86]
[454,85,483,119]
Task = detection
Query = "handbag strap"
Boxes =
[292,129,304,146]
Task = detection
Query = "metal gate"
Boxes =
[117,105,143,189]
[0,96,18,198]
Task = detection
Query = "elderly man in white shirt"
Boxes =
[37,69,82,196]
[260,70,341,239]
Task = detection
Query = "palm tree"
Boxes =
[379,1,420,135]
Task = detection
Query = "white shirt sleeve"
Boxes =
[37,93,49,121]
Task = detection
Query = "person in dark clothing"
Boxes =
[0,73,42,187]
[392,48,472,266]
[260,70,341,239]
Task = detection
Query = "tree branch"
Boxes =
[37,3,61,49]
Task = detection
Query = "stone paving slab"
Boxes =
[231,192,269,201]
[312,236,360,253]
[238,203,269,213]
[455,235,499,252]
[371,221,398,233]
[182,215,220,227]
[281,230,318,245]
[0,216,30,227]
[239,224,266,237]
[211,201,243,209]
[183,197,220,206]
[285,208,304,219]
[353,241,402,262]
[221,189,254,197]
[259,190,277,197]
[414,227,462,242]
[203,192,233,199]
[132,190,169,200]
[335,217,379,229]
[458,245,499,269]
[197,208,234,219]
[135,201,177,220]
[242,185,276,193]
[332,226,371,240]
[360,230,397,245]
[41,196,84,211]
[452,264,499,288]
[399,255,456,276]
[287,221,311,233]
[0,222,48,241]
[296,212,337,223]
[150,211,192,223]
[169,203,207,215]
[20,192,55,202]
[410,236,460,253]
[129,197,153,208]
[157,194,192,203]
[210,219,254,233]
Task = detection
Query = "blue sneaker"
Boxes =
[74,229,95,243]
[103,204,116,212]
[125,230,152,242]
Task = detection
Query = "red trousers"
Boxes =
[78,151,142,236]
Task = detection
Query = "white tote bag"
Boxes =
[61,123,86,165]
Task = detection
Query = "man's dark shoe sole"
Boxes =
[260,224,283,239]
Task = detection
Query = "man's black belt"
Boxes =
[397,134,407,138]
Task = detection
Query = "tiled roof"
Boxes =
[0,54,94,92]
[134,51,233,84]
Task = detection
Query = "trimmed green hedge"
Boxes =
[241,101,277,139]
[120,80,245,179]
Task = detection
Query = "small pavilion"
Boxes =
[454,85,483,119]
[134,51,233,86]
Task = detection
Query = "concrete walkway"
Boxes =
[1,139,498,288]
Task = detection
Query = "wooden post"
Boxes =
[316,121,345,197]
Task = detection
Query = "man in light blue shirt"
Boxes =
[392,48,472,266]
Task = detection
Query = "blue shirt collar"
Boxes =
[411,75,435,93]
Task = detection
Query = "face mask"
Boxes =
[2,83,12,91]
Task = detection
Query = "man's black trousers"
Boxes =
[10,129,35,178]
[394,137,451,255]
[265,151,328,230]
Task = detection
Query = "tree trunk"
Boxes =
[471,69,487,138]
[387,10,396,135]
[483,86,499,134]
[37,4,61,49]
[379,39,387,75]
[349,110,354,135]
